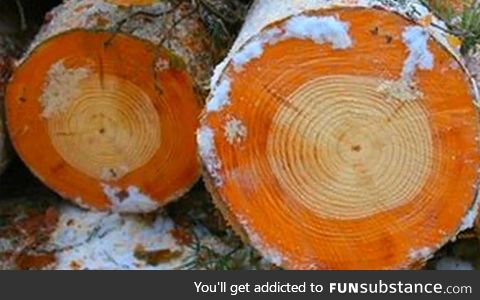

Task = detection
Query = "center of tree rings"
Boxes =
[48,74,161,181]
[267,75,434,220]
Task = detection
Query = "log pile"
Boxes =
[198,0,480,269]
[5,0,214,212]
[1,0,479,270]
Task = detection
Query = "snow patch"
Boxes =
[102,185,159,213]
[208,15,353,114]
[72,196,98,211]
[41,60,90,118]
[197,126,223,186]
[248,231,283,267]
[458,191,480,232]
[47,205,182,270]
[224,117,248,145]
[236,214,284,267]
[210,0,461,90]
[230,15,352,71]
[409,247,433,261]
[232,40,264,70]
[284,15,352,49]
[402,26,434,80]
[206,78,231,113]
[377,79,423,102]
[232,28,283,70]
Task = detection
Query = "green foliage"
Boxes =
[458,3,480,54]
[424,0,480,55]
[424,0,457,21]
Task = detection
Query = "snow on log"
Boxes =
[0,197,258,270]
[46,204,186,270]
[5,0,214,212]
[199,0,480,269]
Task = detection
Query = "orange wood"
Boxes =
[202,8,480,269]
[6,30,201,210]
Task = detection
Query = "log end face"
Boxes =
[6,30,202,212]
[201,7,480,269]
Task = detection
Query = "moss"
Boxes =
[165,48,187,71]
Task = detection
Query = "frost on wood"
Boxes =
[377,79,423,102]
[210,0,473,109]
[207,78,231,113]
[212,0,462,89]
[224,117,247,145]
[376,26,434,103]
[402,26,434,80]
[236,214,283,267]
[41,61,90,118]
[232,28,283,70]
[283,15,352,49]
[209,14,353,112]
[102,185,159,213]
[197,126,223,186]
[458,190,480,233]
[231,15,352,71]
[0,195,276,270]
[409,247,434,261]
[46,205,183,270]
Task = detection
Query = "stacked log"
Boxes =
[6,0,214,212]
[198,0,480,269]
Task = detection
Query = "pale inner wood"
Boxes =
[267,75,434,220]
[48,74,161,181]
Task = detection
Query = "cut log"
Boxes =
[198,0,480,269]
[6,0,214,212]
[1,0,61,177]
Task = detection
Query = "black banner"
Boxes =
[0,271,478,299]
